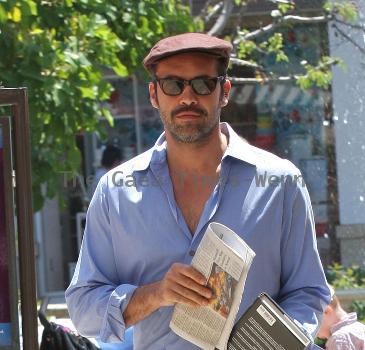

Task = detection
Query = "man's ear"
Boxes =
[220,79,231,107]
[149,82,159,109]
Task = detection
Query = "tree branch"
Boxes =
[234,14,331,44]
[229,57,340,84]
[199,0,219,20]
[208,0,234,36]
[205,2,224,24]
[229,75,297,84]
[229,57,263,69]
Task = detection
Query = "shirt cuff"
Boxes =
[100,284,138,343]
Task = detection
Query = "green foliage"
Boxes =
[266,33,288,63]
[277,2,295,15]
[238,39,256,60]
[297,54,345,91]
[324,1,359,22]
[297,57,337,90]
[350,301,365,323]
[0,0,194,210]
[326,263,365,289]
[236,31,288,66]
[217,0,356,92]
[234,0,247,6]
[326,264,365,323]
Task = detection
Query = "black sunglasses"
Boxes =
[155,76,226,96]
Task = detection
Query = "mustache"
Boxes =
[171,105,208,118]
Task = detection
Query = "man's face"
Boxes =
[149,52,231,143]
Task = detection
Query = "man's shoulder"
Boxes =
[111,148,154,175]
[239,142,301,177]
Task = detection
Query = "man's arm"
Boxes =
[123,263,212,327]
[66,180,212,341]
[66,181,133,342]
[278,163,331,338]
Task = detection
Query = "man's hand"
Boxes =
[156,263,212,308]
[123,263,212,327]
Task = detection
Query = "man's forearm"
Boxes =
[123,281,161,328]
[123,263,212,328]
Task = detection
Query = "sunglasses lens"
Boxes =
[191,78,217,95]
[158,77,222,96]
[160,79,183,96]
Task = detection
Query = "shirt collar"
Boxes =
[221,122,257,167]
[131,132,167,172]
[132,122,258,172]
[331,312,358,334]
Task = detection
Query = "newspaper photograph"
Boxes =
[207,263,237,318]
[170,222,256,350]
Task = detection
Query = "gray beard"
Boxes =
[171,124,217,143]
[163,116,219,144]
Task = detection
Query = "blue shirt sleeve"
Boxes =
[278,162,331,339]
[65,180,137,343]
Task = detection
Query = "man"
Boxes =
[66,33,331,349]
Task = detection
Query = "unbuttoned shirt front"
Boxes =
[326,313,365,350]
[66,123,331,350]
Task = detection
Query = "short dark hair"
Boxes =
[101,145,122,168]
[217,57,228,76]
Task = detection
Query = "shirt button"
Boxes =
[189,250,195,257]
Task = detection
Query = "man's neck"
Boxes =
[165,125,228,176]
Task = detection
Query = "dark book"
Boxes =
[227,293,311,350]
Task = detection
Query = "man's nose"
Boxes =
[178,85,198,106]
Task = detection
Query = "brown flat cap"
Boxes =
[143,32,232,72]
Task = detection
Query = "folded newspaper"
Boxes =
[169,222,256,350]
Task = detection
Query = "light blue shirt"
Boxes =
[66,123,331,350]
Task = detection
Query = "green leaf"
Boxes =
[112,60,128,77]
[0,4,6,22]
[139,16,149,32]
[94,25,111,39]
[323,2,333,12]
[22,0,37,16]
[79,86,96,99]
[101,108,114,126]
[339,3,358,22]
[278,3,295,15]
[9,6,21,22]
[238,40,256,59]
[67,145,82,170]
[324,2,358,21]
[276,51,289,63]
